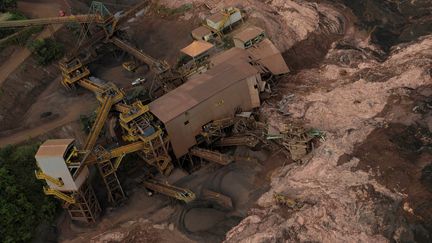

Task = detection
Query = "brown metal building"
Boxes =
[149,50,262,158]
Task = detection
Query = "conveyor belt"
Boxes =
[110,36,169,73]
[83,95,113,151]
[143,179,196,203]
[0,14,103,28]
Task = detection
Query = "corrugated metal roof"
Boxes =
[181,41,214,58]
[234,26,264,42]
[247,39,290,75]
[149,56,258,123]
[212,46,248,61]
[35,139,74,158]
[207,12,225,23]
[191,26,213,38]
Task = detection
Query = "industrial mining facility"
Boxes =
[0,0,431,242]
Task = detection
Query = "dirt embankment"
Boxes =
[0,26,97,146]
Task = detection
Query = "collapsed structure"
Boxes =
[0,1,289,223]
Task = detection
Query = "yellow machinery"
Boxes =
[122,61,138,72]
[143,179,196,203]
[110,37,170,74]
[35,139,102,223]
[31,1,197,223]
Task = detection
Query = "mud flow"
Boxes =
[342,85,432,241]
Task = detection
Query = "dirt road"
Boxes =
[0,1,64,87]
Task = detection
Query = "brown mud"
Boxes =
[339,85,432,241]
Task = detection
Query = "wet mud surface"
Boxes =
[341,85,432,241]
[172,149,287,242]
[339,0,432,51]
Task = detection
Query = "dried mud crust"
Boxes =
[347,85,432,241]
[0,57,57,131]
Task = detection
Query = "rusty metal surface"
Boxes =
[35,139,75,158]
[149,59,259,124]
[233,26,265,42]
[191,25,213,39]
[215,135,260,147]
[247,39,290,75]
[181,40,214,58]
[190,147,234,165]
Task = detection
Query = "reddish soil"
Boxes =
[343,85,432,241]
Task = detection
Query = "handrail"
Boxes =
[35,170,64,187]
[43,187,76,204]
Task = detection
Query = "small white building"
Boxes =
[35,139,89,192]
[181,40,215,63]
[234,26,266,49]
[205,7,242,32]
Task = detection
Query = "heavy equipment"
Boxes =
[20,1,195,223]
[16,0,291,224]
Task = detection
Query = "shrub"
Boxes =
[0,0,18,12]
[0,144,58,243]
[27,38,64,65]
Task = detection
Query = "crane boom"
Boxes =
[142,179,196,203]
[110,36,170,73]
[0,14,104,28]
[84,140,147,165]
[83,95,114,151]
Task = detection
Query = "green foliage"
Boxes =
[0,143,58,243]
[0,26,43,50]
[27,38,64,65]
[126,86,151,103]
[154,3,193,16]
[7,10,24,20]
[0,10,26,39]
[0,0,17,12]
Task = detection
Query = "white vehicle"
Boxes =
[132,77,146,86]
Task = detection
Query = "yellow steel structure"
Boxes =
[85,140,146,165]
[35,170,64,187]
[43,187,76,204]
[110,37,170,74]
[83,95,114,151]
[32,1,197,221]
[143,179,196,203]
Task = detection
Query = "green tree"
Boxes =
[0,144,58,243]
[28,38,64,65]
[0,0,17,12]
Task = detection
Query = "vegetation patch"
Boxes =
[0,10,43,50]
[0,0,17,13]
[27,38,65,65]
[0,143,58,243]
[153,3,193,16]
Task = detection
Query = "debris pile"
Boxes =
[225,35,432,242]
